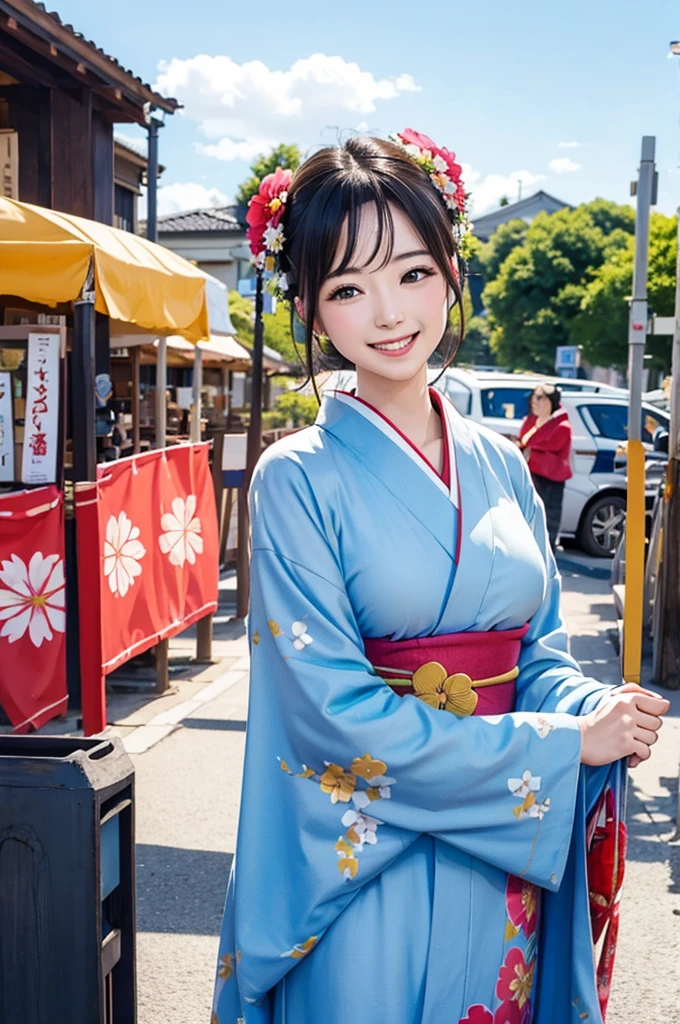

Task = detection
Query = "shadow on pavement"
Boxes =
[136,844,233,935]
[625,775,680,895]
[182,718,247,732]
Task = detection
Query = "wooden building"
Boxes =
[0,0,177,224]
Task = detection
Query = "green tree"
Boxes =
[235,144,302,208]
[570,212,677,372]
[483,200,636,371]
[228,290,304,370]
[476,219,528,281]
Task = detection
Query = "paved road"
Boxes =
[133,567,680,1024]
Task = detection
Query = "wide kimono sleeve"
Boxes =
[214,447,588,1017]
[512,448,615,718]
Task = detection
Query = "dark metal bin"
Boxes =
[0,735,136,1023]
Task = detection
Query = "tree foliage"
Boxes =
[235,144,302,208]
[570,212,677,371]
[228,290,303,370]
[482,200,638,371]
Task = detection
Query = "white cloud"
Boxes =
[154,53,420,161]
[138,182,230,219]
[558,141,582,149]
[549,157,581,174]
[464,165,547,215]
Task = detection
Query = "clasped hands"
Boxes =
[579,683,670,768]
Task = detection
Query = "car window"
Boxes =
[481,388,531,420]
[440,379,472,416]
[584,403,670,442]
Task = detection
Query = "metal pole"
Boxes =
[623,136,656,684]
[245,267,264,489]
[191,346,203,443]
[72,297,97,482]
[146,118,159,245]
[155,339,167,450]
[653,209,680,688]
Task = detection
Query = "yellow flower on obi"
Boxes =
[351,754,388,780]
[218,953,234,980]
[412,662,478,716]
[320,763,357,804]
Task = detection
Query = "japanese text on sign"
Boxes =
[22,333,60,485]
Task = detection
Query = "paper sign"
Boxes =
[0,372,14,482]
[22,332,60,485]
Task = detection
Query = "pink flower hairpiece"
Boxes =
[390,128,468,227]
[246,165,293,296]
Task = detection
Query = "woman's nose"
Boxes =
[374,303,404,330]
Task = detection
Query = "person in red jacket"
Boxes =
[518,385,573,551]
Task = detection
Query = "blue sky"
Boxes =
[57,0,680,217]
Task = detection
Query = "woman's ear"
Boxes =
[294,297,305,324]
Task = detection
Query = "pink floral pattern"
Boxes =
[506,875,538,938]
[496,947,535,1011]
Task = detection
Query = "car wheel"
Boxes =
[578,494,627,558]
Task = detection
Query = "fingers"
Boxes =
[633,726,659,748]
[633,693,671,716]
[632,740,652,762]
[634,709,665,732]
[629,754,642,768]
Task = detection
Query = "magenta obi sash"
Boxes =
[364,626,530,717]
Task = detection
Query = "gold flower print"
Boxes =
[412,661,478,716]
[252,631,260,646]
[281,935,318,959]
[218,953,233,980]
[268,620,282,637]
[534,716,554,739]
[279,753,396,880]
[508,771,544,820]
[319,763,357,804]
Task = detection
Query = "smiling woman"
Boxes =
[210,131,666,1024]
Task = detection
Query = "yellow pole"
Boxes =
[623,439,646,683]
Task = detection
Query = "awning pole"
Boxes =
[155,339,167,450]
[191,345,203,443]
[72,264,97,481]
[131,344,141,455]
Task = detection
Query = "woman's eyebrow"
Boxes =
[326,248,431,280]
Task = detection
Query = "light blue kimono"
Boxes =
[212,391,624,1024]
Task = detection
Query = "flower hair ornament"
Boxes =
[246,165,293,297]
[245,129,469,297]
[389,128,469,231]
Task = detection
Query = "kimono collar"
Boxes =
[318,389,458,507]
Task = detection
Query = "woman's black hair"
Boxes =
[532,384,562,414]
[277,135,465,393]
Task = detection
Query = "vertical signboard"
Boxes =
[22,332,60,485]
[0,372,14,482]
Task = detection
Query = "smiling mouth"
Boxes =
[369,333,418,353]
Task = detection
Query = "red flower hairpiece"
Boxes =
[390,128,468,224]
[246,166,293,294]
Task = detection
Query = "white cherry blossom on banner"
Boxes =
[104,511,146,597]
[0,552,65,647]
[158,494,203,568]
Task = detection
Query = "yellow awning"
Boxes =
[0,197,211,343]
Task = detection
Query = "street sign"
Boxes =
[555,345,581,378]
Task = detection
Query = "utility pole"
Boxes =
[653,209,680,687]
[622,136,657,684]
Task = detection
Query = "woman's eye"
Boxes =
[329,285,360,301]
[402,266,435,284]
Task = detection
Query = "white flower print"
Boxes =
[508,770,542,800]
[291,620,312,651]
[0,552,65,647]
[158,494,203,568]
[533,716,554,739]
[104,511,146,597]
[341,808,383,846]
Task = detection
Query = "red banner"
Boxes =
[0,485,68,731]
[76,443,219,734]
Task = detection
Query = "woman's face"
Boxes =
[315,202,449,385]
[531,389,552,417]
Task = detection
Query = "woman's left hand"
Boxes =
[602,682,668,767]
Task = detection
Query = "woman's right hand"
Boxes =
[578,686,670,766]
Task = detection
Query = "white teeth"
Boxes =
[372,336,414,352]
